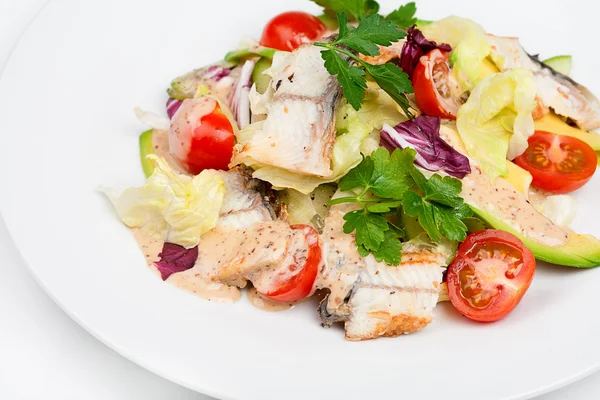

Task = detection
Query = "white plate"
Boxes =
[1,0,599,399]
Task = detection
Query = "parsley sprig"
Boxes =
[314,12,414,116]
[329,148,472,265]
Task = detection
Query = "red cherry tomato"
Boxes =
[260,11,326,52]
[514,130,597,194]
[168,97,235,175]
[262,224,321,302]
[412,49,461,120]
[446,229,536,322]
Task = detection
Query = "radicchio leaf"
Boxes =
[154,243,198,281]
[399,26,451,78]
[166,97,183,119]
[380,115,471,178]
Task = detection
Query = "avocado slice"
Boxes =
[139,129,155,178]
[470,205,600,268]
[252,57,273,94]
[542,55,572,76]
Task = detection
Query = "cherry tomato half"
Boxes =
[514,130,597,194]
[260,11,326,52]
[262,224,322,302]
[412,49,461,120]
[168,97,235,175]
[447,229,536,322]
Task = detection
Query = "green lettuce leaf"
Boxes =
[421,16,491,94]
[106,156,225,248]
[456,68,536,180]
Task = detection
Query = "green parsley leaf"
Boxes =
[370,147,415,199]
[402,190,441,242]
[357,244,371,257]
[336,11,350,39]
[372,230,403,265]
[339,155,374,191]
[321,49,367,111]
[422,175,464,208]
[338,14,406,57]
[343,210,389,251]
[366,201,403,213]
[454,203,474,219]
[311,0,380,22]
[434,206,469,242]
[364,63,414,117]
[385,2,417,28]
[463,217,486,233]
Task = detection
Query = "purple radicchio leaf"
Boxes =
[380,115,471,178]
[229,59,255,129]
[154,243,198,281]
[399,26,452,78]
[166,97,183,119]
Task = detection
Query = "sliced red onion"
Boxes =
[166,97,183,119]
[380,116,471,178]
[204,65,231,81]
[230,59,255,129]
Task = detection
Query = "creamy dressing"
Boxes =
[462,166,569,247]
[440,123,569,247]
[131,228,241,303]
[246,287,297,312]
[195,221,310,294]
[151,129,189,175]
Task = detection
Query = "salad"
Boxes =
[106,0,600,340]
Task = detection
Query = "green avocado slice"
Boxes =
[470,205,600,268]
[139,129,155,178]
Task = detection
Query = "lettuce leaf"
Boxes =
[535,194,578,228]
[456,68,536,180]
[420,16,491,94]
[238,86,406,193]
[107,156,225,248]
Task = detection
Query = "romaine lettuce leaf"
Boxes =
[456,68,536,180]
[106,156,225,248]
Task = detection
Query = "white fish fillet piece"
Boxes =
[486,34,600,130]
[214,168,274,230]
[317,204,451,341]
[231,44,342,177]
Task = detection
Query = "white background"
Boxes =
[0,1,598,399]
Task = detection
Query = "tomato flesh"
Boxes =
[186,104,234,174]
[514,130,597,194]
[260,11,326,52]
[447,230,535,322]
[412,49,460,120]
[262,224,322,302]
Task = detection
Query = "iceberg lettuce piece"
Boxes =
[456,68,537,180]
[106,156,225,248]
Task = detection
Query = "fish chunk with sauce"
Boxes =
[231,43,342,177]
[317,204,452,341]
[486,34,600,130]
